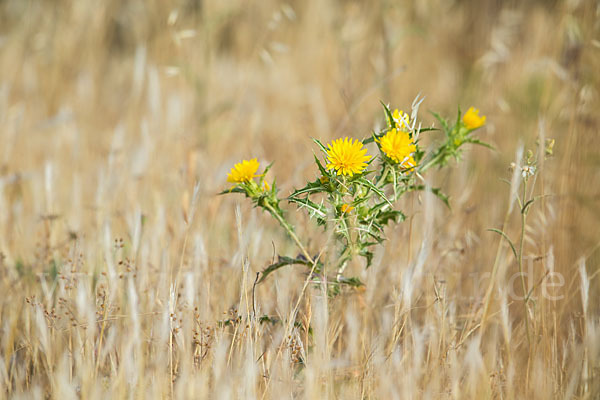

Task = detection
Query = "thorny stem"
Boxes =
[336,260,349,281]
[419,150,445,174]
[376,164,390,187]
[337,178,356,281]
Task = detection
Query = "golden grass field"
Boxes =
[1,0,599,398]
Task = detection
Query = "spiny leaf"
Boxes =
[362,130,383,144]
[312,138,329,154]
[416,127,439,133]
[218,187,246,195]
[409,185,451,208]
[288,180,327,198]
[356,177,393,207]
[454,105,462,132]
[261,161,274,177]
[337,276,365,287]
[465,138,495,150]
[258,255,314,284]
[431,187,450,208]
[377,209,406,225]
[313,153,330,177]
[380,101,396,129]
[359,248,374,268]
[430,111,449,134]
[287,197,327,220]
[362,228,385,244]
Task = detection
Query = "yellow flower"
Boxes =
[326,137,370,177]
[463,107,486,130]
[387,109,411,129]
[378,128,417,169]
[341,204,354,213]
[227,158,260,183]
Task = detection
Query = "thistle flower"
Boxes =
[462,107,486,130]
[341,203,354,213]
[326,137,370,176]
[387,109,411,130]
[378,128,417,169]
[227,158,260,183]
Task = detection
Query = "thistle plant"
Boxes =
[222,98,490,289]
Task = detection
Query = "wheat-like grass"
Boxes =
[0,0,598,398]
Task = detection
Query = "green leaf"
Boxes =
[313,153,330,178]
[409,185,450,208]
[521,198,535,214]
[414,148,425,164]
[288,197,327,222]
[488,228,518,261]
[261,161,274,177]
[430,111,449,134]
[361,241,382,247]
[431,187,450,208]
[359,248,374,268]
[362,130,383,144]
[259,315,279,325]
[258,255,314,284]
[218,187,246,195]
[416,127,439,133]
[377,209,406,225]
[369,200,390,214]
[337,276,365,287]
[465,138,495,150]
[380,101,396,129]
[361,227,385,244]
[351,196,370,207]
[356,177,393,207]
[288,179,327,198]
[312,138,329,154]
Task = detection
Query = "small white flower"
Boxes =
[521,165,535,178]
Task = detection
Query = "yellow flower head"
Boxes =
[387,109,411,129]
[378,128,417,169]
[462,107,486,130]
[341,203,354,213]
[326,137,370,177]
[227,158,260,183]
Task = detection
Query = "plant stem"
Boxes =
[519,180,531,347]
[419,149,444,173]
[376,164,390,187]
[263,202,313,264]
[336,259,349,282]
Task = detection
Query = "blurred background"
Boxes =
[0,0,599,396]
[1,0,598,291]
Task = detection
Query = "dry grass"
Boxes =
[0,0,599,398]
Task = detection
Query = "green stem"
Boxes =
[263,202,314,264]
[518,180,531,347]
[419,149,445,173]
[336,215,353,281]
[376,164,390,187]
[336,256,350,282]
